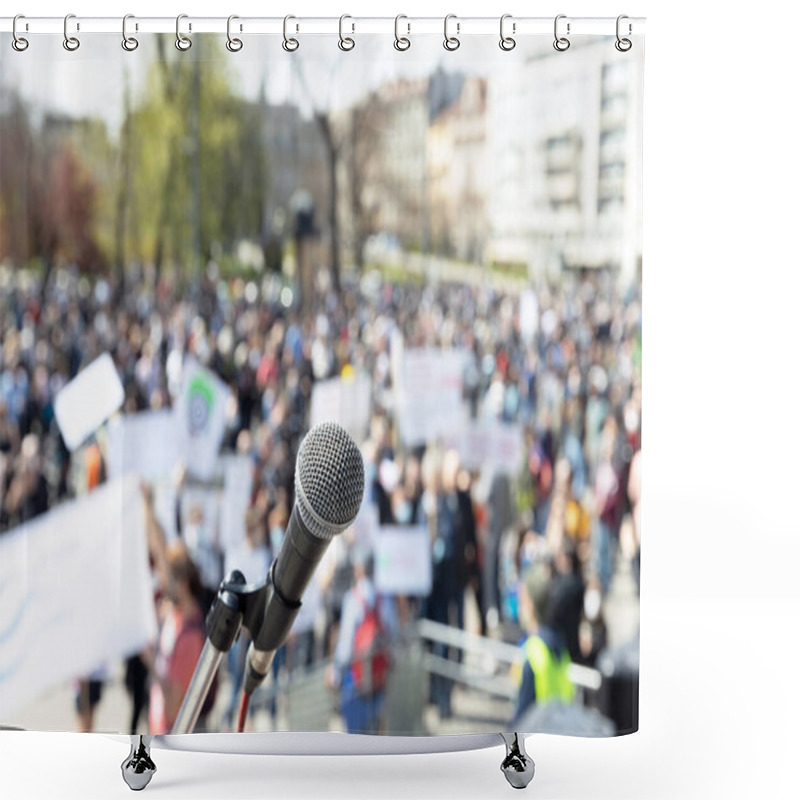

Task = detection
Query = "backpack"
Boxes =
[351,589,390,693]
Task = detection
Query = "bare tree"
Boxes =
[290,42,383,294]
[345,99,383,271]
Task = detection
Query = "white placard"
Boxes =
[448,419,524,475]
[174,358,232,481]
[374,526,432,597]
[520,289,539,344]
[180,487,222,589]
[53,353,124,451]
[352,501,380,549]
[291,575,322,635]
[396,348,468,446]
[106,410,180,482]
[310,374,372,441]
[0,477,157,719]
[219,455,254,551]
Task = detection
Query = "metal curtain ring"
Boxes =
[444,14,460,51]
[553,14,570,52]
[338,14,355,51]
[394,14,410,51]
[63,14,80,51]
[176,14,192,51]
[499,14,516,51]
[227,15,243,52]
[12,14,29,52]
[283,15,299,52]
[615,15,632,51]
[122,14,139,51]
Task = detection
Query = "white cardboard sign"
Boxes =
[53,353,124,451]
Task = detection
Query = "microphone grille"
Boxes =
[295,421,365,540]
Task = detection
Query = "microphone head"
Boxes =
[294,421,365,540]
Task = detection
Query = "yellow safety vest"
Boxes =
[514,635,575,704]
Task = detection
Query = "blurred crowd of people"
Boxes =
[0,259,641,733]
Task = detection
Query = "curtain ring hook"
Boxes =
[283,15,299,52]
[444,14,460,51]
[12,15,29,52]
[63,13,80,52]
[227,15,243,52]
[499,14,516,51]
[615,15,632,52]
[553,14,570,52]
[122,14,139,52]
[338,14,355,51]
[176,13,192,51]
[394,14,410,51]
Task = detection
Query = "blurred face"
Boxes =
[442,450,460,491]
[518,585,536,632]
[167,570,188,605]
[247,522,266,547]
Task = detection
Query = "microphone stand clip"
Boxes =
[171,563,298,735]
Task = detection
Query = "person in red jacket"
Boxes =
[141,488,210,734]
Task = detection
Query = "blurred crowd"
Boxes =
[0,260,641,733]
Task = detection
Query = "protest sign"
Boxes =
[174,358,231,480]
[106,409,180,483]
[219,454,254,551]
[374,525,432,596]
[520,289,539,345]
[310,373,372,440]
[448,418,524,475]
[352,501,379,550]
[53,353,124,451]
[0,477,157,718]
[396,348,468,446]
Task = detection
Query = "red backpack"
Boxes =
[351,589,390,693]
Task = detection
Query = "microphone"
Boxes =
[242,421,365,697]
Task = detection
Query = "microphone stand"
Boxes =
[171,569,272,735]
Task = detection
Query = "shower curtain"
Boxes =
[0,20,643,739]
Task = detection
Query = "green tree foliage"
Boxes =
[1,37,268,283]
[125,35,267,275]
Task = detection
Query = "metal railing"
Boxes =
[246,617,602,732]
[415,618,602,702]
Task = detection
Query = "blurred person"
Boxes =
[592,417,623,594]
[73,439,108,731]
[578,578,608,667]
[401,454,424,524]
[547,539,585,664]
[484,469,513,631]
[528,426,554,535]
[511,561,574,725]
[142,494,213,734]
[425,449,475,718]
[319,528,355,659]
[627,450,642,594]
[327,548,397,734]
[74,667,107,733]
[0,400,20,457]
[264,502,291,708]
[457,466,481,630]
[1,433,48,530]
[544,458,572,556]
[181,502,222,614]
[222,505,271,729]
[561,397,587,500]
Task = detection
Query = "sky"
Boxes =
[0,31,553,136]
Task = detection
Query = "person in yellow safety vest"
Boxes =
[511,560,574,724]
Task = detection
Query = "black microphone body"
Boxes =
[243,421,365,697]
